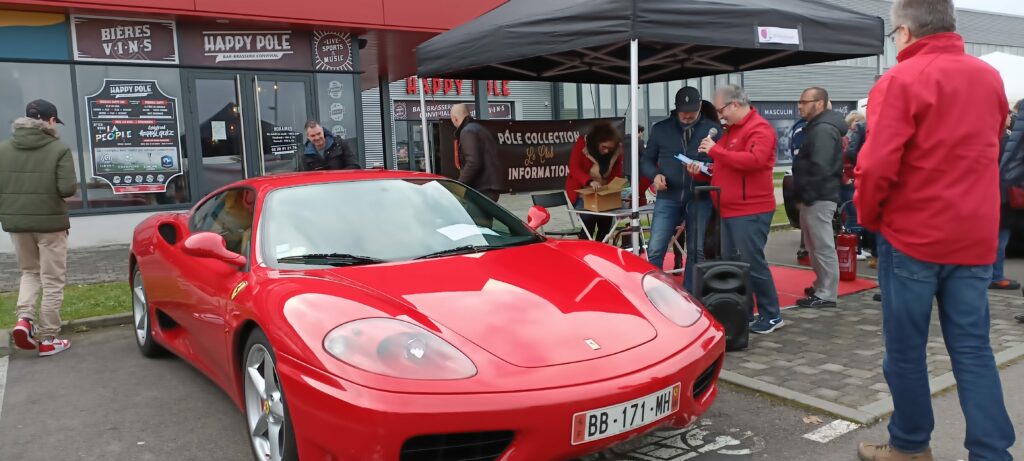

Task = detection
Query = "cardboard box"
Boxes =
[576,177,628,212]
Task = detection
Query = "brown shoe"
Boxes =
[868,257,878,269]
[858,443,933,461]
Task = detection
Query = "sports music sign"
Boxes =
[312,30,353,71]
[86,79,183,194]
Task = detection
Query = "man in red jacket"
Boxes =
[854,1,1014,460]
[694,84,782,334]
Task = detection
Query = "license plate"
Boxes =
[571,383,681,445]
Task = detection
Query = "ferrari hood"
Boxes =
[331,243,657,368]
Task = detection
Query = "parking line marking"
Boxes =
[0,356,8,424]
[802,419,860,443]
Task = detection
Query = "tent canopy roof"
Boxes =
[416,0,885,84]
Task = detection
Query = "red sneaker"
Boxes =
[38,337,71,357]
[12,318,37,350]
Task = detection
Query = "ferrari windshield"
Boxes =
[260,179,542,266]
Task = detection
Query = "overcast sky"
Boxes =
[952,0,1024,16]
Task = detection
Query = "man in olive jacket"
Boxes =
[0,99,77,356]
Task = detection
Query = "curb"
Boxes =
[65,312,133,331]
[719,342,1024,426]
[0,329,9,357]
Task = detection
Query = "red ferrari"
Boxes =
[128,170,724,461]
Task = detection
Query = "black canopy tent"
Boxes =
[416,0,884,252]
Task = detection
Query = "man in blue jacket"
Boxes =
[641,87,721,292]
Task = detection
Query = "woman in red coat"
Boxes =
[565,122,624,241]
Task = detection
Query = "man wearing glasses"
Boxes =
[694,85,782,334]
[793,87,845,308]
[855,0,1014,459]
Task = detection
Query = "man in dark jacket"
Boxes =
[997,111,1024,293]
[0,99,77,357]
[451,104,505,201]
[793,87,845,308]
[641,87,721,291]
[300,121,361,171]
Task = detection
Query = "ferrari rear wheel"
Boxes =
[131,267,165,358]
[243,329,298,461]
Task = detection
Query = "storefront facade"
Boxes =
[0,0,503,251]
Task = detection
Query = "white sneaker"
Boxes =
[856,250,869,261]
[38,337,71,357]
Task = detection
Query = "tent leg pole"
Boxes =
[630,39,641,256]
[418,76,433,173]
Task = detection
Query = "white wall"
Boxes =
[0,211,160,253]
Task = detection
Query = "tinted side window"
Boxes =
[189,188,256,255]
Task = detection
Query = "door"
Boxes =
[186,71,314,196]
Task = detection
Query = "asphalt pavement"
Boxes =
[1,325,1021,461]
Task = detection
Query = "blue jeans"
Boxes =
[992,228,1011,282]
[721,211,781,320]
[682,198,713,293]
[647,196,686,271]
[877,235,1014,459]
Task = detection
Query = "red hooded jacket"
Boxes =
[854,33,1008,265]
[706,108,778,218]
[565,136,624,204]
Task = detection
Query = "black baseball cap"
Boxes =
[26,99,64,124]
[675,86,702,113]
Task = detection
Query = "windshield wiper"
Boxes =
[277,253,385,267]
[414,244,502,260]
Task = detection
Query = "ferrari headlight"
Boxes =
[642,272,704,327]
[323,318,477,380]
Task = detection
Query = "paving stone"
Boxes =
[819,363,846,372]
[740,362,770,371]
[793,365,822,375]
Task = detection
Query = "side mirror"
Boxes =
[526,205,551,231]
[183,232,247,268]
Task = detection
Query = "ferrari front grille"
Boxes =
[692,358,720,399]
[400,431,515,461]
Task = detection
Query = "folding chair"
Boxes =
[530,191,584,238]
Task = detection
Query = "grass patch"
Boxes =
[773,171,787,182]
[0,281,130,330]
[772,203,790,226]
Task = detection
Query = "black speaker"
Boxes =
[694,261,752,351]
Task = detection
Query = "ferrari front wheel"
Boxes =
[131,267,165,358]
[243,329,298,461]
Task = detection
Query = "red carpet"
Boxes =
[661,252,877,308]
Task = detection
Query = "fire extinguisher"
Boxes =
[836,201,858,282]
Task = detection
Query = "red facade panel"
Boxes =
[13,0,198,12]
[382,0,504,30]
[2,0,505,31]
[192,0,385,26]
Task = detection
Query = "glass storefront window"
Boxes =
[649,82,668,118]
[315,73,361,164]
[75,65,190,209]
[559,83,579,119]
[581,84,597,118]
[667,80,683,102]
[599,85,614,117]
[0,62,84,210]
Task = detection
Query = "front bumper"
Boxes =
[276,323,724,461]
